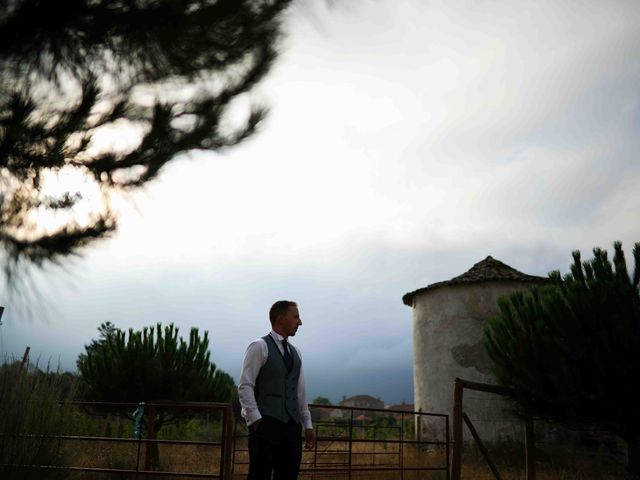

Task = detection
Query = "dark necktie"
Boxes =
[282,338,293,371]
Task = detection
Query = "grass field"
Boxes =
[54,434,625,479]
[5,398,625,480]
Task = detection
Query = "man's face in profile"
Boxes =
[278,305,301,338]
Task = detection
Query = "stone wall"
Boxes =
[412,281,540,443]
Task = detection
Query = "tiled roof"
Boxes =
[402,256,548,306]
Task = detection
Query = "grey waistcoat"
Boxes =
[254,334,302,424]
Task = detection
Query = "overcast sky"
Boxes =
[2,0,640,405]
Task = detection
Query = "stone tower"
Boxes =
[403,256,548,442]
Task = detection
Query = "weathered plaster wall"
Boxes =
[413,281,539,443]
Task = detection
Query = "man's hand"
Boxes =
[304,428,316,449]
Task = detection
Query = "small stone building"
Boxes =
[340,395,385,410]
[402,256,548,442]
[330,395,386,420]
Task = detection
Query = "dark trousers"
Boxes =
[247,416,302,480]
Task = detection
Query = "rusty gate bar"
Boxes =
[446,410,451,478]
[451,378,464,480]
[0,464,223,478]
[0,432,224,446]
[232,416,240,472]
[451,377,537,480]
[455,379,515,396]
[222,403,234,480]
[462,413,503,480]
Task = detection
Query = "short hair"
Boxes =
[269,300,297,325]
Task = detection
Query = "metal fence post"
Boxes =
[221,405,234,480]
[525,416,536,480]
[445,414,450,480]
[348,409,353,480]
[400,412,405,480]
[451,378,464,480]
[313,422,319,471]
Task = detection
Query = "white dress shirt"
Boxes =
[238,330,313,430]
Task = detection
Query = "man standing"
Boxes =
[238,300,316,480]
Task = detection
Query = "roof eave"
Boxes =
[402,276,549,307]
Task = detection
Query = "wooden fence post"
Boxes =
[20,346,30,370]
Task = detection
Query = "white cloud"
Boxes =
[5,0,640,404]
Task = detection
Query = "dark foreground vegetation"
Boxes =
[486,241,640,479]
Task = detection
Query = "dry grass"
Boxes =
[235,437,623,479]
[0,363,75,480]
[60,439,221,478]
[56,430,625,479]
[456,443,624,480]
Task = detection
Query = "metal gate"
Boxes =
[1,400,235,479]
[232,403,449,479]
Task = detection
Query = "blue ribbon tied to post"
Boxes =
[132,402,145,439]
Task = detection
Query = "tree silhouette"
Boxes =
[0,0,292,283]
[77,322,235,470]
[77,321,118,361]
[485,241,640,479]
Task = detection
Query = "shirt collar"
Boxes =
[270,330,286,342]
